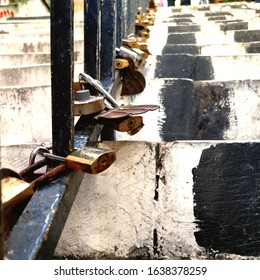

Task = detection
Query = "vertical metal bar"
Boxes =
[84,0,100,80]
[0,180,3,260]
[116,0,122,48]
[51,0,74,157]
[100,0,116,91]
[126,0,136,36]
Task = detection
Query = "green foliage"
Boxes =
[9,0,30,4]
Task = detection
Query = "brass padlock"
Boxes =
[44,146,116,174]
[115,59,129,70]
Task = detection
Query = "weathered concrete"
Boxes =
[193,142,260,257]
[54,140,260,259]
[163,42,260,55]
[0,51,82,66]
[167,30,260,45]
[0,86,51,145]
[159,78,260,141]
[0,61,83,86]
[155,54,260,80]
[55,141,159,259]
[0,53,50,66]
[0,39,83,54]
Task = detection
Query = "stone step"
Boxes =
[0,85,51,146]
[167,30,260,45]
[0,38,83,54]
[0,19,83,33]
[162,41,260,55]
[167,20,260,33]
[170,3,260,14]
[165,9,258,24]
[0,51,82,66]
[155,53,260,80]
[0,61,83,86]
[54,140,260,259]
[158,78,260,141]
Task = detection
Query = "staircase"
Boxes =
[55,2,260,260]
[2,1,260,260]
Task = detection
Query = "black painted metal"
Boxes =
[51,0,74,157]
[116,0,123,48]
[0,180,3,260]
[126,0,136,37]
[4,123,102,260]
[84,0,100,80]
[100,0,116,91]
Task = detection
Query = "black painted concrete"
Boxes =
[159,79,231,141]
[167,32,196,44]
[220,21,248,31]
[155,54,195,79]
[162,44,199,55]
[193,143,260,256]
[168,25,201,33]
[234,30,260,43]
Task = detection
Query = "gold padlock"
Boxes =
[115,59,130,70]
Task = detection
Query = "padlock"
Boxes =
[96,115,144,133]
[1,146,116,237]
[122,37,151,56]
[132,47,149,60]
[122,37,139,49]
[74,89,106,116]
[2,177,32,239]
[43,146,116,174]
[2,176,33,214]
[117,46,146,70]
[115,59,129,70]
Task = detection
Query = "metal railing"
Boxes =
[1,0,150,260]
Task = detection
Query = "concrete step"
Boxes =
[0,85,51,145]
[0,51,82,66]
[155,53,260,80]
[167,29,260,45]
[0,19,83,33]
[162,41,260,55]
[158,78,260,141]
[0,38,83,54]
[168,20,260,33]
[0,61,83,86]
[54,140,260,259]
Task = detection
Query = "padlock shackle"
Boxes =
[78,72,119,108]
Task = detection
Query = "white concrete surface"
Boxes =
[0,61,84,86]
[0,85,51,146]
[55,141,208,259]
[199,54,260,80]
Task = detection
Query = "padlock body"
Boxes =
[65,147,116,174]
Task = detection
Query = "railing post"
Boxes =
[116,0,123,48]
[51,0,74,157]
[0,181,3,260]
[100,0,116,91]
[84,0,101,80]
